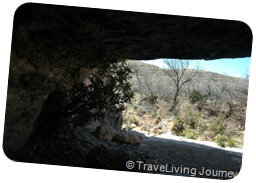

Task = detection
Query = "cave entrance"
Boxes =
[3,3,252,179]
[123,57,249,146]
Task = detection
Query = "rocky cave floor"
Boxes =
[7,121,242,180]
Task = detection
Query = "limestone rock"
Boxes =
[95,125,146,144]
[95,125,115,142]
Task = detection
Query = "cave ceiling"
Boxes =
[12,3,253,66]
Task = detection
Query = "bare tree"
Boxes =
[163,59,199,106]
[216,75,248,118]
[233,78,248,106]
[130,61,145,98]
[129,60,172,101]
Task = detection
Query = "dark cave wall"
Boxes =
[4,53,95,154]
[3,3,253,154]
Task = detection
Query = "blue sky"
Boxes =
[142,57,251,78]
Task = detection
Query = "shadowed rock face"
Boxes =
[3,2,252,166]
[12,3,252,64]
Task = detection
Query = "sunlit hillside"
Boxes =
[122,60,248,148]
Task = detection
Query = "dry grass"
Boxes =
[122,94,245,148]
[122,61,247,148]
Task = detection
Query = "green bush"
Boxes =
[209,116,227,136]
[189,90,203,104]
[226,136,237,148]
[184,128,198,139]
[171,117,185,136]
[131,116,139,126]
[70,61,134,127]
[195,117,207,134]
[151,111,158,119]
[215,134,227,147]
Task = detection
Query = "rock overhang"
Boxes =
[12,3,253,66]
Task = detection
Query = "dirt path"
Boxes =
[135,133,242,179]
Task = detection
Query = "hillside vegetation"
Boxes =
[122,60,248,148]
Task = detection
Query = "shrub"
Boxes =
[151,111,158,119]
[215,134,227,147]
[68,61,134,127]
[189,90,203,104]
[209,116,227,136]
[179,101,202,129]
[226,136,237,148]
[171,117,185,135]
[195,116,207,134]
[130,116,139,126]
[157,99,171,119]
[184,128,198,139]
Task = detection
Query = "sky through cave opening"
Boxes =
[141,57,251,79]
